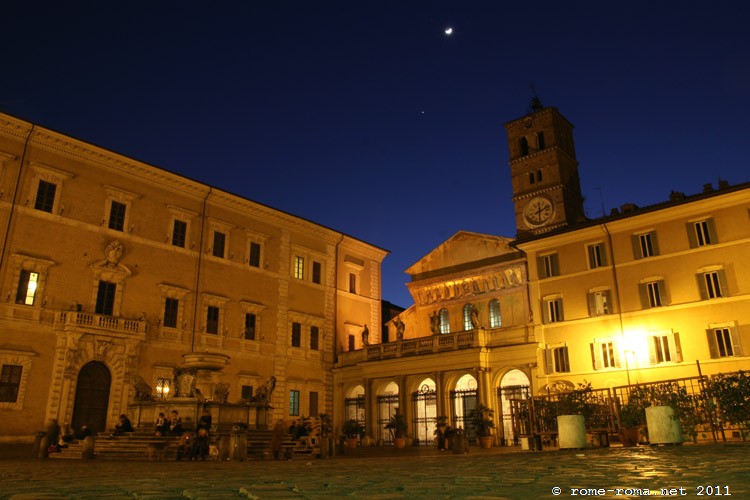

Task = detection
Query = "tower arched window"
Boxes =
[439,308,450,334]
[519,137,529,157]
[489,299,502,328]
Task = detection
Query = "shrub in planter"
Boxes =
[385,410,409,448]
[705,371,750,441]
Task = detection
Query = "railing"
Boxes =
[336,329,487,366]
[54,310,147,335]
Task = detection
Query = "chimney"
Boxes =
[620,203,638,213]
[669,191,685,202]
[703,183,714,194]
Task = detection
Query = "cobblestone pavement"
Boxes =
[0,444,747,499]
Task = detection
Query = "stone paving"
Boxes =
[0,444,748,499]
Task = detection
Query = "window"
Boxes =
[244,313,256,341]
[537,131,545,150]
[29,163,72,216]
[249,242,261,268]
[543,297,564,323]
[707,327,742,358]
[34,180,56,213]
[289,390,300,416]
[649,332,682,364]
[348,334,355,351]
[312,261,322,284]
[163,298,179,328]
[463,304,475,331]
[528,170,542,184]
[349,273,357,294]
[167,205,196,248]
[688,219,717,248]
[172,220,187,247]
[633,232,659,259]
[240,301,265,343]
[439,308,450,334]
[538,253,560,279]
[310,326,319,351]
[309,391,319,417]
[206,306,220,334]
[697,270,727,300]
[294,256,305,280]
[212,231,226,258]
[0,365,22,403]
[241,385,254,401]
[107,201,127,231]
[545,346,570,373]
[587,290,611,317]
[590,340,620,369]
[519,137,529,156]
[639,280,667,308]
[291,322,301,347]
[488,299,502,328]
[587,243,607,269]
[95,281,116,315]
[15,270,38,306]
[158,284,189,335]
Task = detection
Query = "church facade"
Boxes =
[334,104,750,446]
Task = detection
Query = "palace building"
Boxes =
[0,112,386,443]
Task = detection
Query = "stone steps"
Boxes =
[50,429,318,460]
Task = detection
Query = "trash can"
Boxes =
[230,424,248,461]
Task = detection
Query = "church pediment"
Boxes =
[405,231,516,276]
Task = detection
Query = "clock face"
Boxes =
[524,197,554,227]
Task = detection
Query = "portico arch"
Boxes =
[497,368,530,445]
[411,378,436,446]
[376,381,399,444]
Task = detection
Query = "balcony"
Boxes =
[337,329,488,367]
[53,310,147,338]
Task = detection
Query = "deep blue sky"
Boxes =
[3,1,749,308]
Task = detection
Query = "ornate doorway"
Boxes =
[450,374,477,440]
[72,361,111,434]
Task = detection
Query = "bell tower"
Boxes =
[505,98,585,237]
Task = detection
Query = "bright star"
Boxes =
[444,27,453,35]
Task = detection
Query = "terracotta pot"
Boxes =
[479,436,493,449]
[346,437,358,448]
[619,427,640,447]
[393,437,406,449]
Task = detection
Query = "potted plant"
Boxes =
[318,414,334,457]
[385,409,409,448]
[343,419,363,449]
[555,382,595,449]
[644,381,700,444]
[434,415,448,450]
[468,404,496,448]
[616,385,648,447]
[705,371,750,441]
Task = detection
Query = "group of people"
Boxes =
[174,408,213,461]
[44,418,94,454]
[270,417,321,460]
[154,409,185,437]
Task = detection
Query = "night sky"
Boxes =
[3,2,749,309]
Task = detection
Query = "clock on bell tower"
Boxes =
[504,100,585,237]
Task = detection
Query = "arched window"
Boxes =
[439,308,450,334]
[489,299,502,328]
[519,137,529,157]
[463,304,476,331]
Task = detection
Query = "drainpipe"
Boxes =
[602,223,629,384]
[190,187,212,353]
[0,124,34,275]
